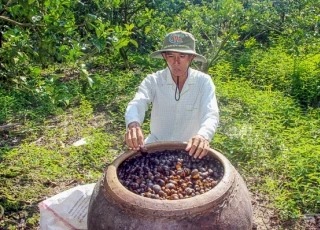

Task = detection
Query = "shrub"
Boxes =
[210,69,320,219]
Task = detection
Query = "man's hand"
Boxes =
[186,135,210,159]
[125,122,145,150]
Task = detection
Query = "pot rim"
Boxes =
[103,141,235,217]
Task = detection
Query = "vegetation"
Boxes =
[0,0,319,229]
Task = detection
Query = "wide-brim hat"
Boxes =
[149,31,207,63]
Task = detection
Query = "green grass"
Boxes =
[212,74,320,220]
[0,99,121,229]
[0,64,319,229]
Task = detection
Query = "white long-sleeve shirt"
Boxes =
[125,68,219,144]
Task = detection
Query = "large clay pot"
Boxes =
[87,142,252,230]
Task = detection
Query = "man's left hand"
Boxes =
[186,135,210,159]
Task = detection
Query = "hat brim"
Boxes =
[149,49,207,63]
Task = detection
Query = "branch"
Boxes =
[0,123,20,131]
[126,4,146,21]
[0,15,43,27]
[0,15,85,29]
[256,21,283,34]
[0,0,18,15]
[202,31,215,48]
[208,30,233,68]
[0,145,18,149]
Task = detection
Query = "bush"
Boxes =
[210,67,320,219]
[229,41,320,108]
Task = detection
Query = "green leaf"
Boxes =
[145,26,151,34]
[113,38,129,51]
[87,14,97,20]
[45,85,54,95]
[125,23,134,31]
[30,67,42,76]
[80,68,89,76]
[92,37,106,51]
[87,76,94,88]
[129,39,138,48]
[138,20,147,27]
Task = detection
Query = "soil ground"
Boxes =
[251,192,319,229]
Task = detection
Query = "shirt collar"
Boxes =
[165,68,195,85]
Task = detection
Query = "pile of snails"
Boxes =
[117,149,224,200]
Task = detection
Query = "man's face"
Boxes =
[163,52,195,77]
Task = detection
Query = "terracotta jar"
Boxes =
[87,142,252,230]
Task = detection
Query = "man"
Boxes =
[125,31,219,159]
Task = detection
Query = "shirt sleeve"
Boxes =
[125,75,154,129]
[196,76,220,141]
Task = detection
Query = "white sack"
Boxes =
[38,183,95,230]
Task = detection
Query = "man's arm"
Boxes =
[187,76,219,159]
[124,76,154,150]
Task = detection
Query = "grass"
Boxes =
[212,75,320,220]
[0,98,122,229]
[0,65,319,229]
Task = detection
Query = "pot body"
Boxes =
[87,142,252,230]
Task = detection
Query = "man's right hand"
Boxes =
[125,122,145,150]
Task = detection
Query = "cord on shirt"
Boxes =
[175,76,180,101]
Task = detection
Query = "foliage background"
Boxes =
[0,0,319,229]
